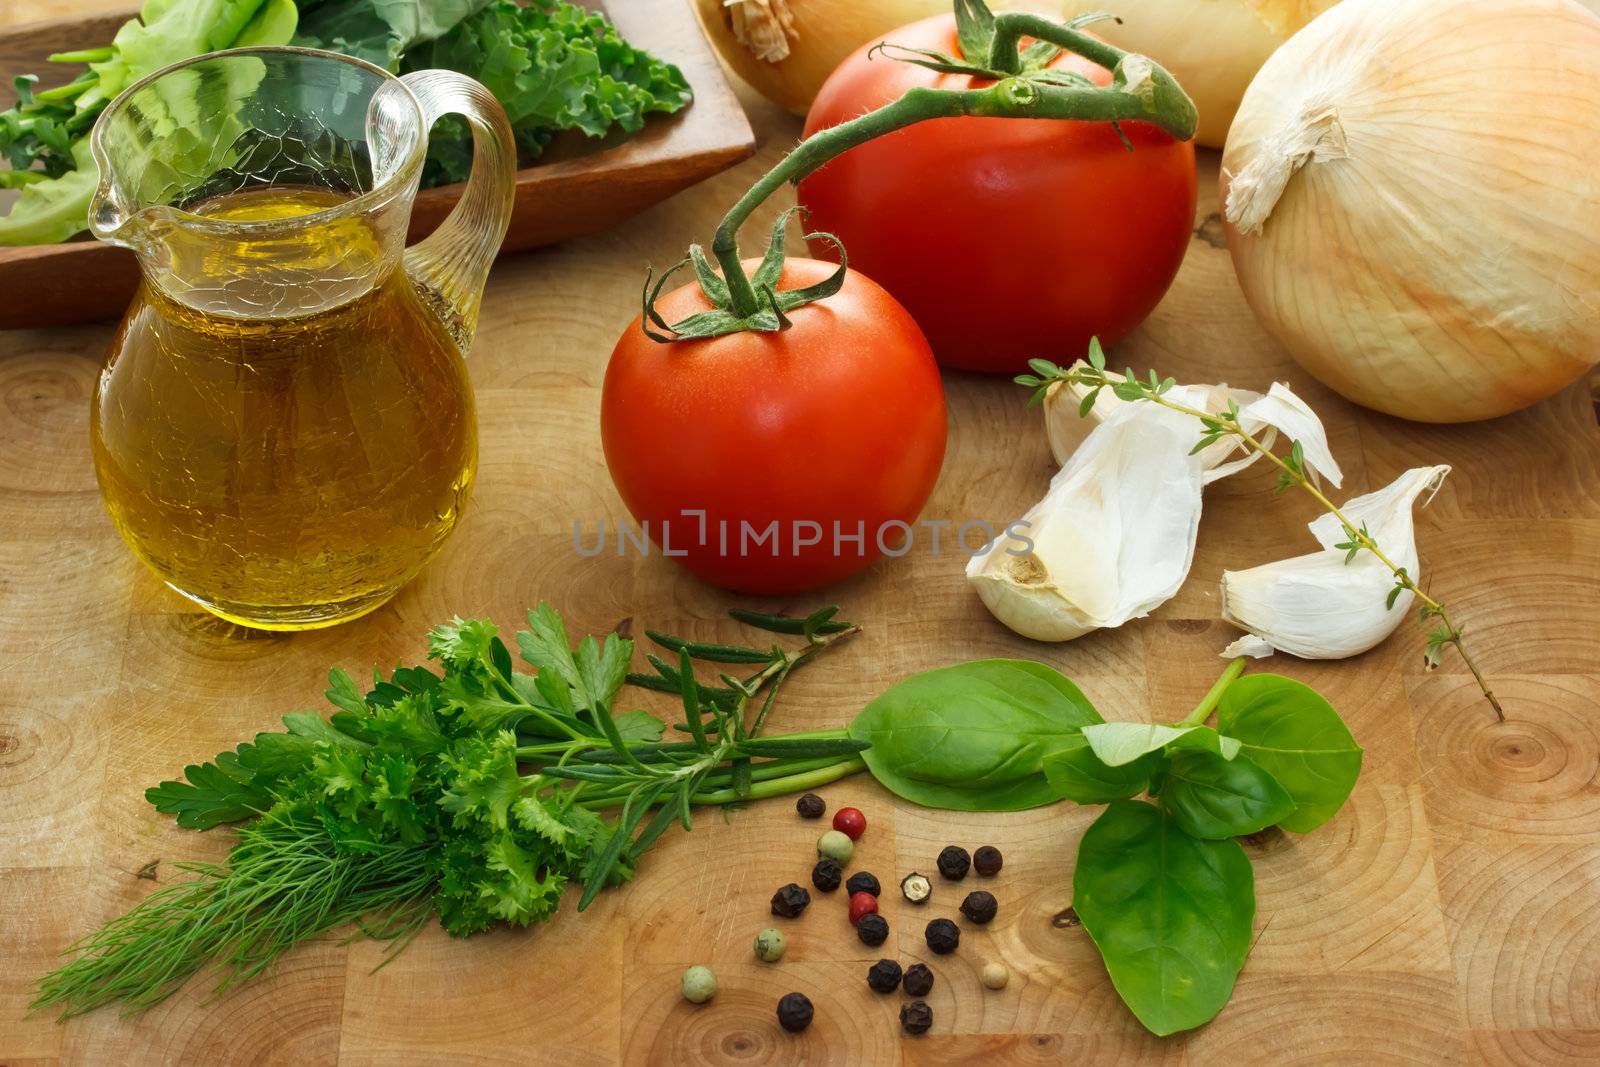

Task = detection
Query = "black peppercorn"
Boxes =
[973,845,1003,876]
[845,871,881,897]
[811,858,842,893]
[866,958,902,993]
[960,890,998,925]
[936,845,971,880]
[771,883,811,918]
[903,963,935,997]
[856,912,890,946]
[796,793,826,819]
[776,992,814,1032]
[900,1000,934,1035]
[925,917,960,954]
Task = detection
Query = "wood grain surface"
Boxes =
[4,2,1600,1064]
[0,0,755,329]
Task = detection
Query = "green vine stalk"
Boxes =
[642,1,1197,341]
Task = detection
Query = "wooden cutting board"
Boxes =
[4,6,1599,1063]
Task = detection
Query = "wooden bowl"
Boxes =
[0,0,755,329]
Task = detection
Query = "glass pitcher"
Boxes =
[87,47,515,630]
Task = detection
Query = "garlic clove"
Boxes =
[1042,361,1130,464]
[1044,361,1269,473]
[1221,633,1276,659]
[971,404,1210,640]
[1219,465,1450,659]
[1231,383,1343,488]
[974,380,1341,642]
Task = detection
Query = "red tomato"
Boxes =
[797,15,1197,373]
[601,258,947,594]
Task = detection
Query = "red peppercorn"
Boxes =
[832,807,867,840]
[848,891,879,925]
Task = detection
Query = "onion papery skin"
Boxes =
[1060,0,1338,148]
[691,0,976,114]
[1221,0,1600,424]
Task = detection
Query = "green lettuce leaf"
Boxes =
[293,0,492,70]
[400,0,690,185]
[0,0,296,245]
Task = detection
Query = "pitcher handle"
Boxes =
[400,70,517,352]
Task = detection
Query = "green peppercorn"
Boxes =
[866,958,902,993]
[900,1000,934,1035]
[754,927,787,962]
[777,991,814,1032]
[856,913,889,947]
[925,917,960,954]
[680,965,717,1004]
[903,962,935,997]
[960,890,998,925]
[771,883,810,918]
[817,829,854,864]
[812,858,843,892]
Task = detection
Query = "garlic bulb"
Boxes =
[1220,466,1451,659]
[1059,1,1339,147]
[970,381,1339,641]
[1222,0,1600,423]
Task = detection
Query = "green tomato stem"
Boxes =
[986,12,1125,73]
[706,29,1195,318]
[1178,657,1248,728]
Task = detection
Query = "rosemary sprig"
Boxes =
[1017,340,1503,720]
[627,605,861,786]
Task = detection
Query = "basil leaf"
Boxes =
[848,659,1100,811]
[1157,751,1295,840]
[1080,722,1241,766]
[1041,738,1155,804]
[1216,674,1362,833]
[1073,800,1255,1036]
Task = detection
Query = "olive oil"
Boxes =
[91,187,477,629]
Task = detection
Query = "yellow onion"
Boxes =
[692,0,1029,114]
[1222,0,1600,423]
[1059,1,1338,147]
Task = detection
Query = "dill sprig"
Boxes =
[33,807,436,1018]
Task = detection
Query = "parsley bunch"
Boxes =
[34,604,865,1018]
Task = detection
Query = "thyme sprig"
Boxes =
[1017,340,1503,720]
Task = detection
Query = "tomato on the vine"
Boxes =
[601,258,946,595]
[797,15,1198,374]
